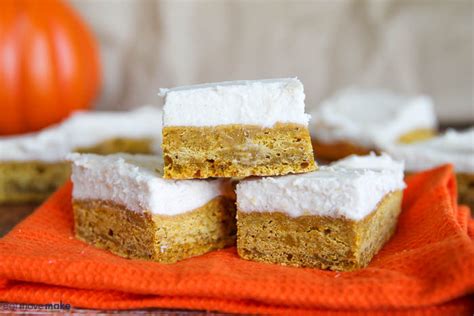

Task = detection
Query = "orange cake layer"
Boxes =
[311,139,373,162]
[162,123,316,179]
[74,196,236,263]
[0,161,70,204]
[237,191,403,271]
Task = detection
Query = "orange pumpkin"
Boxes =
[0,0,101,135]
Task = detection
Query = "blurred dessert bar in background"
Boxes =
[236,153,405,271]
[161,78,316,179]
[69,153,236,263]
[0,106,162,204]
[381,128,474,210]
[310,89,438,161]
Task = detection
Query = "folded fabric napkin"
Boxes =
[0,165,473,315]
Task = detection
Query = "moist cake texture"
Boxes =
[163,123,315,179]
[74,197,236,263]
[236,153,406,271]
[0,161,70,204]
[238,191,402,271]
[161,78,316,179]
[311,139,373,163]
[310,89,438,161]
[0,106,162,204]
[69,153,236,263]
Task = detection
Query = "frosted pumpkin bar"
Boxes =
[68,153,236,263]
[381,128,474,212]
[310,89,437,161]
[0,106,162,204]
[161,78,316,179]
[236,153,405,271]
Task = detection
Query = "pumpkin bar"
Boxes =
[236,153,405,271]
[161,78,316,179]
[310,89,437,162]
[68,153,236,263]
[0,106,162,204]
[382,128,474,212]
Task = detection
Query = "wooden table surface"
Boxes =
[0,204,37,237]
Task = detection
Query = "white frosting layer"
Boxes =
[236,153,405,220]
[311,89,438,148]
[161,78,310,127]
[380,128,474,173]
[332,152,405,172]
[68,153,231,216]
[0,106,162,162]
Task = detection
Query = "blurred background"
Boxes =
[1,0,473,136]
[70,0,473,124]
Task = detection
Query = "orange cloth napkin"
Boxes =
[0,165,473,315]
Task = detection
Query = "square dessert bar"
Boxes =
[68,153,236,263]
[161,78,316,179]
[310,89,437,161]
[236,153,405,271]
[383,128,474,212]
[0,106,162,204]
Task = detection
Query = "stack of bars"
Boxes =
[71,78,405,271]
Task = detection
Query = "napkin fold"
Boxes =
[0,165,473,315]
